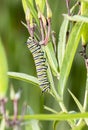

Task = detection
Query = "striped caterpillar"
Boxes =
[26,37,50,92]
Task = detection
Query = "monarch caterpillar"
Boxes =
[26,37,50,92]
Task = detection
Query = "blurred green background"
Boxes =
[0,0,87,130]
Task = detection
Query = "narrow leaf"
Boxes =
[71,122,86,130]
[8,72,39,86]
[58,17,69,69]
[0,118,5,130]
[57,0,81,70]
[68,90,84,112]
[44,105,58,114]
[83,68,88,110]
[25,120,40,130]
[68,89,88,125]
[0,39,8,99]
[79,0,88,2]
[63,14,88,23]
[45,42,59,76]
[59,22,83,96]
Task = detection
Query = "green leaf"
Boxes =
[0,39,8,99]
[79,0,88,2]
[8,72,39,86]
[81,2,88,45]
[83,68,88,110]
[44,105,58,114]
[68,90,88,126]
[0,118,5,130]
[58,17,69,69]
[25,120,40,130]
[71,121,86,130]
[63,14,88,23]
[57,0,82,70]
[45,42,59,76]
[53,120,60,130]
[58,22,84,96]
[25,106,40,130]
[68,90,84,112]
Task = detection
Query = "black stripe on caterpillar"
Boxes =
[26,37,50,92]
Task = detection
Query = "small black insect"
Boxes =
[26,37,50,92]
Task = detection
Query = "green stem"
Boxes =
[45,39,78,126]
[3,112,88,121]
[47,63,75,127]
[47,63,67,112]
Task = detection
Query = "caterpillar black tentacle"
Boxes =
[26,37,50,92]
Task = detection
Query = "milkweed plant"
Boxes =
[1,0,88,129]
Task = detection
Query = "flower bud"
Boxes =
[35,0,45,13]
[10,86,15,100]
[22,0,33,27]
[46,0,52,19]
